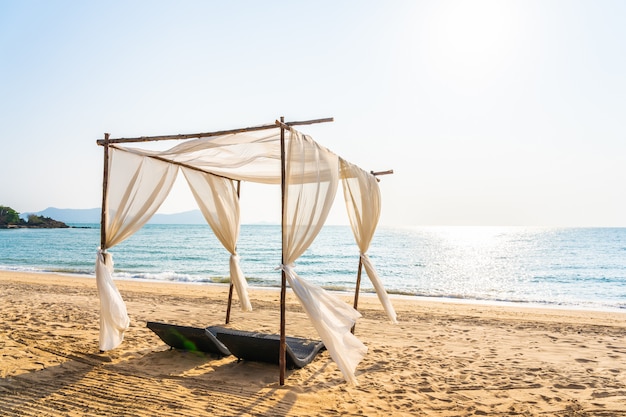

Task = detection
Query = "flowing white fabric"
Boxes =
[106,149,180,247]
[122,130,284,184]
[96,149,178,351]
[182,167,252,311]
[119,129,346,185]
[96,250,130,350]
[282,265,366,385]
[283,131,338,260]
[360,254,396,322]
[341,159,397,323]
[283,130,367,384]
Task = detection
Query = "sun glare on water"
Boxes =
[435,226,511,247]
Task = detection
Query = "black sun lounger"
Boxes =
[146,321,231,356]
[214,328,325,369]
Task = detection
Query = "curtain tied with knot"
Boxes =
[341,159,397,324]
[97,149,178,351]
[282,130,367,385]
[95,249,129,351]
[182,167,251,312]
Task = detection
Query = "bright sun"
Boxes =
[422,1,523,84]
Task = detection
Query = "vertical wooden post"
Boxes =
[351,256,363,334]
[100,133,110,256]
[279,116,287,385]
[225,283,234,324]
[225,180,241,324]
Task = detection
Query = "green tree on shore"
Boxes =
[0,206,21,226]
[0,205,69,228]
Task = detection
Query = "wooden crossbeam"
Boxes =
[97,117,334,145]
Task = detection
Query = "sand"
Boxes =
[1,271,626,416]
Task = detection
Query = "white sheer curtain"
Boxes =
[281,130,367,385]
[181,167,252,311]
[133,130,284,184]
[97,148,178,350]
[341,159,397,323]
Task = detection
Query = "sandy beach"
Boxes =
[1,271,626,416]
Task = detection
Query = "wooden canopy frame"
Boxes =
[97,116,391,385]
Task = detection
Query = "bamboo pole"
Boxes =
[284,117,334,127]
[351,257,364,334]
[100,133,110,253]
[225,283,234,324]
[96,123,278,145]
[225,180,241,324]
[97,117,334,145]
[371,169,394,176]
[279,116,287,386]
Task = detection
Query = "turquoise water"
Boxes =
[1,224,626,311]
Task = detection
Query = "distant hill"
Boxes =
[150,210,205,224]
[24,207,102,224]
[25,207,206,224]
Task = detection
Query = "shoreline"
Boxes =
[2,266,625,315]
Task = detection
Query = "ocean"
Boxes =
[1,224,625,312]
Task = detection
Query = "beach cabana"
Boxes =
[95,117,396,385]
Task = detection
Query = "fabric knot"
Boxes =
[275,263,295,272]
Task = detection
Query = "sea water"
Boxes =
[1,224,625,311]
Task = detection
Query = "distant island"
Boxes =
[0,205,69,229]
[4,206,275,226]
[21,207,208,225]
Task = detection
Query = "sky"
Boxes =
[1,0,625,227]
